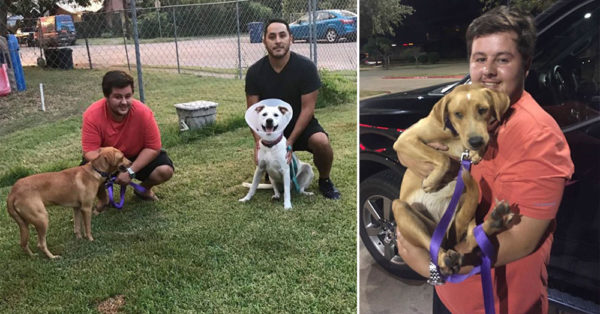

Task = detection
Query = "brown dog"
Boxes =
[392,84,514,275]
[6,147,131,258]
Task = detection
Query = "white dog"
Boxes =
[239,99,314,209]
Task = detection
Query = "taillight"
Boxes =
[341,19,354,24]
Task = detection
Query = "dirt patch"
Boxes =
[97,295,125,314]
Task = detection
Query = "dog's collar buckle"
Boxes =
[461,150,470,161]
[261,134,283,148]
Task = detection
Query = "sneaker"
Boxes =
[319,178,341,200]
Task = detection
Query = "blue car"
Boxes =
[289,10,357,43]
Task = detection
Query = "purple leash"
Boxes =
[106,176,147,210]
[429,151,496,314]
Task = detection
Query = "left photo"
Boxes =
[0,1,358,312]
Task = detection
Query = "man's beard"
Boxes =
[268,45,289,58]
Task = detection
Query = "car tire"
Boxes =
[325,29,338,43]
[359,169,424,280]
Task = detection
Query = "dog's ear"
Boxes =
[112,150,124,166]
[254,105,265,113]
[485,88,511,121]
[278,106,289,115]
[432,93,451,129]
[91,153,110,172]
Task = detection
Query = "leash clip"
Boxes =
[461,149,470,161]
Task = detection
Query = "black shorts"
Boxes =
[81,149,174,182]
[285,117,328,152]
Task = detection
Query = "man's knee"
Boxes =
[149,165,173,183]
[307,132,332,153]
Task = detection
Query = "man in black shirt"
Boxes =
[245,18,340,200]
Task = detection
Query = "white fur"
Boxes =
[239,102,314,209]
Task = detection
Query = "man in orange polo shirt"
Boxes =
[81,70,173,202]
[395,6,574,313]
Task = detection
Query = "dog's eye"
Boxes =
[274,113,279,117]
[262,113,267,116]
[454,112,463,119]
[478,107,488,115]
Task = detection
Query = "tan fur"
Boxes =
[392,84,513,275]
[6,147,131,258]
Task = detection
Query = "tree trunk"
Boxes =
[0,0,9,36]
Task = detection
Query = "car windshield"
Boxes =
[56,16,75,32]
[338,10,356,17]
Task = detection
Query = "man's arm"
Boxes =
[114,148,159,185]
[287,90,318,146]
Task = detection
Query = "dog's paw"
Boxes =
[238,196,251,202]
[271,194,281,201]
[488,200,515,231]
[284,204,292,210]
[302,191,314,196]
[439,249,463,276]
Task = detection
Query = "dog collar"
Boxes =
[261,134,284,148]
[445,117,458,136]
[92,165,111,178]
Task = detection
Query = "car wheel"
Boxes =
[325,29,338,43]
[360,169,424,280]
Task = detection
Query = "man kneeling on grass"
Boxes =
[81,70,174,202]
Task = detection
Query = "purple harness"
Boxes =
[105,176,147,209]
[429,151,496,314]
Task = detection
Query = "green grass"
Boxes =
[0,67,357,312]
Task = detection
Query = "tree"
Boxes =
[1,0,91,35]
[360,0,413,69]
[479,0,558,15]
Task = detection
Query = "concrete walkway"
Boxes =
[359,62,468,97]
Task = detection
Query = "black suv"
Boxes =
[359,0,599,312]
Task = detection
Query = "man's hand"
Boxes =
[397,142,448,179]
[396,229,431,278]
[115,171,131,185]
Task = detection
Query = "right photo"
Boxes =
[358,0,599,313]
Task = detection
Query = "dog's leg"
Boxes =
[73,208,83,239]
[297,163,314,196]
[81,206,94,242]
[239,167,264,202]
[283,167,292,210]
[461,200,515,252]
[271,181,281,200]
[29,205,58,259]
[7,197,35,257]
[93,186,108,215]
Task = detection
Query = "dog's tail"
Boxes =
[241,182,273,189]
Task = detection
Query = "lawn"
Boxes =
[0,67,357,312]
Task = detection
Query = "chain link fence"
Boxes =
[4,0,356,102]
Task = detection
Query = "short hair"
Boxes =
[263,18,291,38]
[102,70,134,97]
[466,6,536,62]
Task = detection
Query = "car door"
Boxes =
[524,1,600,308]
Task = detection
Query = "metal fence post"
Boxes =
[84,36,93,69]
[311,0,317,66]
[122,13,131,72]
[157,6,163,38]
[130,0,145,103]
[172,7,180,74]
[308,0,313,61]
[236,0,242,79]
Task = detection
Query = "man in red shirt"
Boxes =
[82,70,173,201]
[395,6,574,313]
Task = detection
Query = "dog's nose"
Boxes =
[266,118,273,127]
[468,136,484,149]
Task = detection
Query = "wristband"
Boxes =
[427,261,445,286]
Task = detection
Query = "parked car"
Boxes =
[289,10,356,43]
[33,14,77,47]
[15,27,35,47]
[359,0,599,312]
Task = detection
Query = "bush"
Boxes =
[428,52,440,64]
[417,54,428,64]
[316,70,355,108]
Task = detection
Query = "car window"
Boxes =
[527,1,599,128]
[317,12,331,21]
[339,10,357,17]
